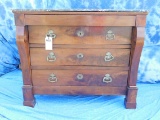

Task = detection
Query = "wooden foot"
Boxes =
[124,86,137,109]
[23,85,36,107]
[23,100,36,107]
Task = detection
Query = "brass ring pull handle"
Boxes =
[77,53,84,59]
[46,30,56,39]
[77,30,84,37]
[47,52,56,62]
[104,52,114,62]
[48,73,57,82]
[77,74,83,80]
[103,74,112,83]
[106,30,115,40]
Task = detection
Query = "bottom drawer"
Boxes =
[32,70,128,87]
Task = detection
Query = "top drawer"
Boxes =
[29,26,132,44]
[25,15,135,26]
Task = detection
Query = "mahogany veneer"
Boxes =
[13,10,147,109]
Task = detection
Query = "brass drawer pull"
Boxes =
[103,74,112,83]
[77,53,84,59]
[48,73,57,82]
[106,30,115,40]
[46,30,56,39]
[104,52,114,61]
[77,74,83,80]
[77,30,84,37]
[47,52,56,62]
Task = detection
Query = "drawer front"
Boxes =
[32,70,128,87]
[30,48,130,66]
[25,15,135,26]
[29,26,131,44]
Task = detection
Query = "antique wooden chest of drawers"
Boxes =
[13,10,147,109]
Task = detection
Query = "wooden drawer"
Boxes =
[30,48,130,66]
[25,15,135,26]
[32,70,128,87]
[29,26,132,44]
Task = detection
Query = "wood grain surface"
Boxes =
[16,26,32,85]
[32,69,128,86]
[29,26,131,44]
[29,44,131,49]
[33,86,127,95]
[25,15,135,26]
[30,48,130,66]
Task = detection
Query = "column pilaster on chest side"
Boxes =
[125,14,147,109]
[15,13,32,85]
[128,14,147,86]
